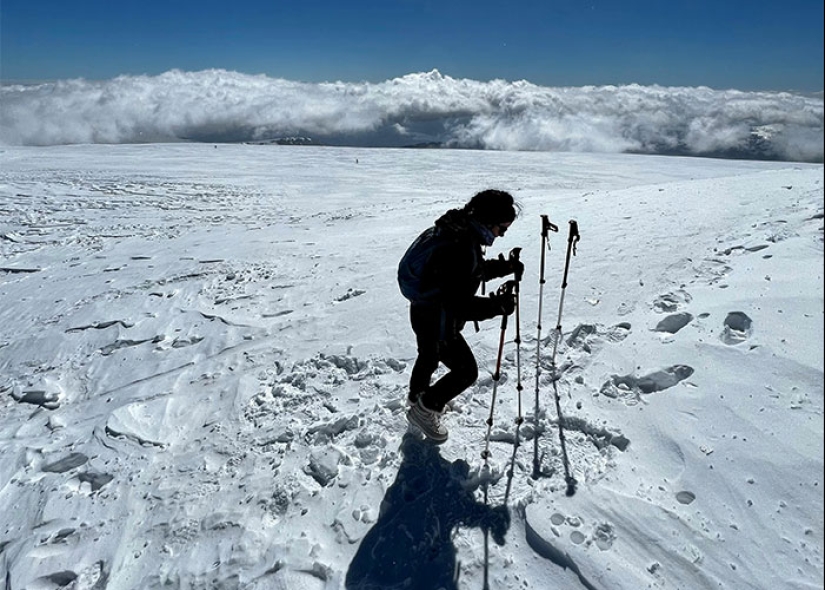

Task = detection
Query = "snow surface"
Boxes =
[0,144,822,590]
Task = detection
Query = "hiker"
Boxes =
[397,189,523,443]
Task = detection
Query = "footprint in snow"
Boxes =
[565,322,631,354]
[676,490,696,505]
[720,311,753,345]
[652,290,692,313]
[653,312,694,335]
[600,365,695,403]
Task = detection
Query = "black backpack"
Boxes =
[397,227,445,303]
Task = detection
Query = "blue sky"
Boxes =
[2,0,823,91]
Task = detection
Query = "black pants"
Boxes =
[409,305,478,412]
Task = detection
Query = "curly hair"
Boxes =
[463,189,520,225]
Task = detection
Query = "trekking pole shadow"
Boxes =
[480,418,524,590]
[484,455,516,590]
[346,433,510,590]
[502,422,522,506]
[548,220,580,497]
[482,476,491,590]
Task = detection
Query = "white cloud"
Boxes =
[1,69,822,161]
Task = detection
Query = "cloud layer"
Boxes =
[2,69,822,162]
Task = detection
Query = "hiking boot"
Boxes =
[407,399,448,443]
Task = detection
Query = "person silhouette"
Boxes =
[397,189,523,443]
[345,433,510,590]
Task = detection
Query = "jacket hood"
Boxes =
[435,208,494,245]
[434,208,471,235]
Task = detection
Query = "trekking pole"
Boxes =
[502,248,524,506]
[509,247,524,428]
[551,220,580,365]
[532,215,558,480]
[482,280,516,462]
[481,281,512,585]
[549,220,580,497]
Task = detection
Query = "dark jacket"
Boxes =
[402,208,511,337]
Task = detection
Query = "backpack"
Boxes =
[397,227,445,303]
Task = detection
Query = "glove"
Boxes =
[483,505,511,546]
[491,291,516,316]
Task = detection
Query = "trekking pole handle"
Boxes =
[509,247,523,282]
[560,220,580,290]
[541,215,559,238]
[538,215,558,287]
[568,220,580,254]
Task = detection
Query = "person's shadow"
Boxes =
[345,432,510,590]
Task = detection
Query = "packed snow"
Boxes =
[0,143,822,590]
